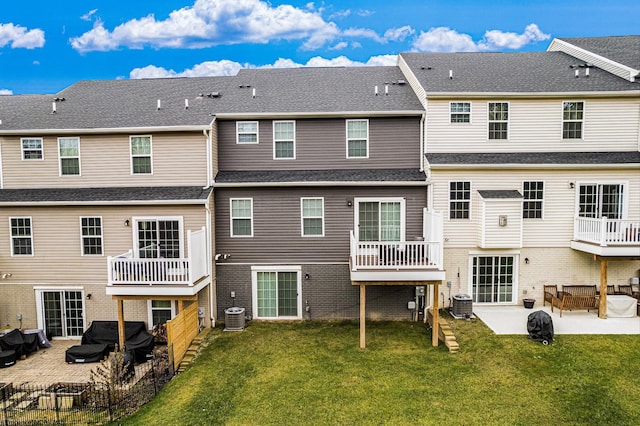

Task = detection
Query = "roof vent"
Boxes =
[51,101,57,114]
[449,70,453,79]
[185,99,189,109]
[157,99,161,110]
[252,88,256,98]
[397,79,406,85]
[375,85,379,96]
[420,66,432,70]
[207,92,220,98]
[385,84,389,95]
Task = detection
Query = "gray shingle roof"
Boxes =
[215,168,426,184]
[478,190,522,199]
[0,186,212,204]
[400,51,640,93]
[426,152,640,165]
[558,36,640,71]
[0,66,422,132]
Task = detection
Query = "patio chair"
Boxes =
[543,285,557,307]
[617,285,633,296]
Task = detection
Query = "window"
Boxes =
[357,200,403,242]
[130,136,152,174]
[59,137,80,176]
[231,198,253,237]
[471,256,515,303]
[450,102,471,123]
[10,217,33,256]
[488,102,508,139]
[237,121,259,144]
[81,217,103,255]
[301,198,324,237]
[136,218,182,258]
[252,267,301,319]
[346,119,368,158]
[522,181,544,219]
[449,182,471,219]
[273,121,295,159]
[562,101,584,139]
[149,300,175,327]
[21,138,43,160]
[578,183,624,219]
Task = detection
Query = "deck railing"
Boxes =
[574,216,640,246]
[350,231,443,270]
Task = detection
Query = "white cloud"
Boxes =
[384,26,415,42]
[129,54,398,79]
[71,0,342,53]
[329,41,348,50]
[356,10,374,17]
[478,24,550,50]
[342,28,384,43]
[412,24,549,53]
[329,10,351,19]
[0,23,45,49]
[0,89,13,95]
[81,9,98,22]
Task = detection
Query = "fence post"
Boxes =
[151,360,159,395]
[107,383,113,423]
[3,388,9,426]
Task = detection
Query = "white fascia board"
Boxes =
[548,38,639,79]
[429,163,640,170]
[214,110,424,120]
[213,180,429,188]
[0,199,209,207]
[0,125,211,136]
[425,90,640,99]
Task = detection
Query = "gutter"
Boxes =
[213,180,430,188]
[424,90,640,99]
[0,199,211,207]
[428,163,640,170]
[213,110,425,120]
[0,125,211,136]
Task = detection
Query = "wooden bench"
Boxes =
[548,285,599,317]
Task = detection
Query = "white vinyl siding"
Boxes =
[21,138,43,160]
[425,98,639,153]
[301,197,324,237]
[237,121,259,144]
[231,198,253,237]
[346,119,369,158]
[130,135,152,174]
[10,216,33,256]
[273,121,295,159]
[58,137,81,176]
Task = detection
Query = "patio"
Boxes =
[473,304,640,335]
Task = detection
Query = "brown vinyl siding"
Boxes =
[0,205,207,284]
[1,132,208,188]
[217,117,421,170]
[215,186,427,264]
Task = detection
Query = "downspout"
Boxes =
[419,112,426,172]
[206,198,216,328]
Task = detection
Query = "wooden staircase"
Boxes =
[176,327,211,373]
[426,309,459,353]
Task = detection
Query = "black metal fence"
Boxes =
[1,348,173,425]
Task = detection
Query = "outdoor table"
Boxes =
[23,329,52,348]
[606,295,637,318]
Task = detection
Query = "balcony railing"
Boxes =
[350,231,443,271]
[574,216,640,246]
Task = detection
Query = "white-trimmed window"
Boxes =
[134,217,183,259]
[130,135,152,174]
[301,197,324,237]
[231,198,253,237]
[148,300,176,327]
[522,181,544,219]
[59,137,80,176]
[21,138,43,160]
[488,102,508,139]
[273,121,295,159]
[346,119,368,158]
[562,101,584,139]
[80,216,103,256]
[252,266,302,319]
[355,197,406,242]
[450,102,471,123]
[10,217,33,256]
[578,183,625,219]
[471,255,515,303]
[449,181,471,219]
[237,121,259,144]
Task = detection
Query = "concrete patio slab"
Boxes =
[473,305,640,335]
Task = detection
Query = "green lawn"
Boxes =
[121,316,640,425]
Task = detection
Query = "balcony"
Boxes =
[349,210,446,283]
[571,217,640,257]
[106,227,210,296]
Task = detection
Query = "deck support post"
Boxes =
[599,259,608,318]
[117,298,126,349]
[359,284,366,349]
[432,282,439,347]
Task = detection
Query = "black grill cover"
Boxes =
[527,310,554,344]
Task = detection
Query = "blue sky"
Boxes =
[1,0,638,95]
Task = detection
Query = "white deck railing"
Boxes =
[574,216,640,246]
[350,231,443,270]
[107,227,208,286]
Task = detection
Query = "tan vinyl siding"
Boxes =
[215,186,427,264]
[432,167,640,248]
[0,205,207,284]
[218,117,421,170]
[1,132,208,188]
[426,98,640,153]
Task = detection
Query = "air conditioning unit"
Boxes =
[224,307,245,331]
[450,294,473,319]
